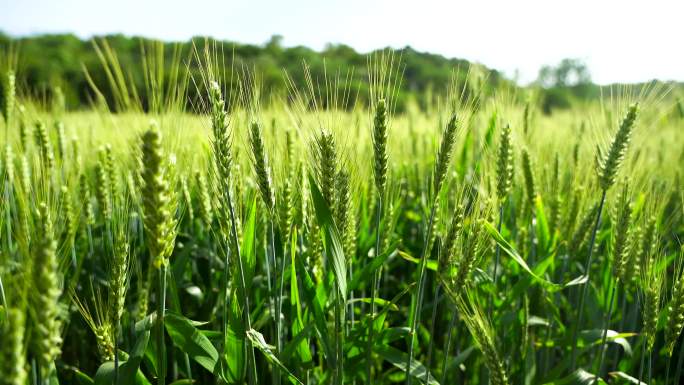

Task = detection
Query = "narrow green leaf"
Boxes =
[241,197,258,289]
[534,195,551,252]
[164,312,219,373]
[375,345,440,385]
[379,327,410,344]
[290,229,301,318]
[71,369,95,385]
[309,175,347,300]
[348,297,399,311]
[528,315,550,327]
[608,371,645,384]
[399,250,438,271]
[444,345,475,373]
[288,230,313,364]
[295,251,332,360]
[94,363,151,385]
[564,275,588,288]
[247,328,305,385]
[349,248,396,290]
[579,329,635,355]
[484,221,565,291]
[281,320,315,364]
[542,368,607,385]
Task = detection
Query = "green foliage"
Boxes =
[0,32,510,112]
[0,45,681,385]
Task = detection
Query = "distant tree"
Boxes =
[265,35,284,52]
[538,58,594,113]
[537,58,591,88]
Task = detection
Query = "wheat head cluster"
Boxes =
[0,45,683,385]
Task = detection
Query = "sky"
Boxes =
[1,0,682,84]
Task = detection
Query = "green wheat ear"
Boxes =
[94,155,112,221]
[79,173,95,226]
[140,124,177,268]
[2,70,15,126]
[439,204,464,275]
[0,307,27,385]
[195,170,213,228]
[34,121,55,172]
[453,218,488,290]
[453,292,509,385]
[71,288,115,361]
[521,148,536,207]
[209,81,232,179]
[496,123,513,201]
[666,253,684,356]
[180,176,194,223]
[335,169,354,258]
[372,98,388,194]
[71,136,82,175]
[17,154,30,195]
[4,144,14,186]
[18,105,29,151]
[249,121,275,212]
[31,202,63,377]
[432,113,458,196]
[102,144,119,198]
[522,100,531,135]
[315,129,338,208]
[110,230,130,328]
[613,182,633,282]
[639,216,657,269]
[61,185,77,246]
[570,203,599,256]
[55,121,66,161]
[597,103,639,191]
[642,249,664,352]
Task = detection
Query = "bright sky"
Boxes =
[2,0,682,84]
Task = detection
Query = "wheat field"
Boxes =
[0,46,683,385]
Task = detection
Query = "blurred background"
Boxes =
[1,0,682,113]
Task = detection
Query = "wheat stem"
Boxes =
[424,284,441,385]
[440,306,458,385]
[270,218,283,354]
[674,338,684,385]
[114,331,119,385]
[570,189,607,371]
[227,186,258,385]
[406,202,438,385]
[648,351,653,385]
[157,264,167,385]
[592,280,618,384]
[488,203,504,316]
[366,195,382,383]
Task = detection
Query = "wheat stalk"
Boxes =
[406,112,459,385]
[139,124,177,385]
[31,203,62,381]
[208,80,258,385]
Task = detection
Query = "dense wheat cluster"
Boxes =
[0,44,683,385]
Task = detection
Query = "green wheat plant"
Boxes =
[0,41,681,385]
